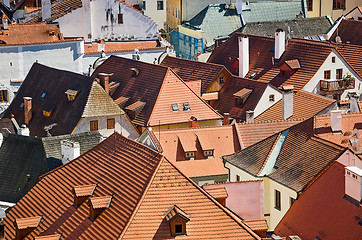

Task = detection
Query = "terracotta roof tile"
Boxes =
[153,125,240,178]
[161,55,227,93]
[284,59,300,69]
[164,205,189,222]
[255,91,335,121]
[205,187,228,199]
[208,33,334,91]
[275,161,362,239]
[178,133,197,152]
[125,100,146,111]
[5,133,259,239]
[336,43,362,78]
[15,216,42,229]
[35,234,62,240]
[235,119,303,148]
[244,219,268,231]
[330,19,362,46]
[233,88,253,98]
[89,195,112,209]
[92,56,222,127]
[73,184,96,197]
[84,41,166,55]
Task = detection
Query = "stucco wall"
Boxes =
[308,0,361,20]
[73,114,139,139]
[254,85,282,118]
[142,0,167,30]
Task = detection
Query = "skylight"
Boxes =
[183,102,190,111]
[41,92,46,99]
[171,104,179,112]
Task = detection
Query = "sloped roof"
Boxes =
[0,118,15,135]
[224,119,346,191]
[92,55,222,127]
[241,0,305,23]
[204,187,228,199]
[244,219,268,232]
[161,55,227,94]
[5,133,260,239]
[208,33,335,91]
[235,119,303,148]
[213,75,269,120]
[255,90,335,121]
[239,16,332,38]
[0,134,48,203]
[184,4,242,47]
[153,125,240,178]
[330,19,362,46]
[84,41,165,55]
[275,161,362,239]
[336,43,362,78]
[3,63,95,137]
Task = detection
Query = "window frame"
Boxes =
[204,150,214,158]
[307,0,313,11]
[332,56,336,63]
[171,103,179,112]
[183,102,190,111]
[219,76,225,84]
[275,189,281,211]
[333,0,345,10]
[0,89,9,103]
[157,1,164,10]
[236,175,240,182]
[336,68,343,79]
[90,120,99,131]
[324,70,331,80]
[107,118,115,129]
[185,151,195,159]
[269,94,275,102]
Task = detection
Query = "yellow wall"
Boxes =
[308,0,362,20]
[178,25,204,39]
[206,69,231,93]
[166,0,182,30]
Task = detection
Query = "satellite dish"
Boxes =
[336,36,342,43]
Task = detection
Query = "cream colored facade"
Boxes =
[166,0,182,30]
[307,0,362,20]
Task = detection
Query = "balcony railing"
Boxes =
[320,79,355,92]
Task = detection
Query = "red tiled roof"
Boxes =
[0,23,81,46]
[73,184,96,197]
[205,187,228,199]
[275,161,362,239]
[5,133,260,239]
[15,216,42,229]
[208,33,334,91]
[35,234,61,240]
[244,220,268,231]
[255,90,335,121]
[235,119,303,148]
[153,125,240,178]
[92,55,222,127]
[84,41,166,55]
[89,195,112,209]
[330,19,362,46]
[336,43,362,78]
[161,55,228,93]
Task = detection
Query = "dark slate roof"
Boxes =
[330,19,362,46]
[42,131,102,160]
[0,134,48,203]
[3,63,94,137]
[223,119,346,191]
[0,118,15,135]
[239,16,332,38]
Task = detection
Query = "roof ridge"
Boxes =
[163,55,226,69]
[237,118,305,125]
[109,55,170,71]
[153,124,232,132]
[203,179,262,187]
[311,135,348,151]
[256,132,281,176]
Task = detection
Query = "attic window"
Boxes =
[72,184,96,207]
[164,205,190,237]
[19,102,24,109]
[130,68,139,77]
[42,103,55,117]
[183,102,190,111]
[125,101,146,119]
[185,151,195,159]
[41,92,46,100]
[204,150,214,157]
[65,89,79,101]
[0,89,8,102]
[88,195,112,220]
[233,88,252,107]
[219,76,224,84]
[171,103,179,112]
[269,94,275,102]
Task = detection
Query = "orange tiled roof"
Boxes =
[73,184,96,197]
[5,133,260,239]
[235,119,303,148]
[0,23,80,46]
[84,41,166,55]
[15,216,42,229]
[153,125,240,178]
[244,219,268,231]
[208,33,334,91]
[89,195,112,209]
[330,19,362,46]
[35,234,61,240]
[92,55,222,127]
[255,90,335,121]
[161,55,228,94]
[205,187,228,199]
[275,161,362,239]
[164,205,189,222]
[336,43,362,78]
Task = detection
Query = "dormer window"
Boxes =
[219,76,224,84]
[65,89,79,101]
[164,205,190,237]
[233,88,252,107]
[72,184,96,207]
[42,103,55,117]
[185,151,195,159]
[88,195,112,220]
[279,59,300,77]
[14,216,42,240]
[171,103,179,112]
[204,150,214,158]
[125,100,146,119]
[183,102,190,111]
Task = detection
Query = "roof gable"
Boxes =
[3,63,94,137]
[330,19,362,46]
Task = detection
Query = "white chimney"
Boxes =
[246,110,254,123]
[238,36,249,78]
[345,166,362,202]
[282,85,294,120]
[17,124,30,136]
[0,133,3,148]
[41,0,51,21]
[2,17,8,30]
[61,140,80,165]
[275,29,285,60]
[330,110,343,132]
[3,0,10,8]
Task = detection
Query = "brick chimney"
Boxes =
[246,110,254,123]
[238,36,249,78]
[223,113,230,125]
[330,110,343,132]
[189,116,199,128]
[41,0,51,21]
[282,85,293,120]
[98,73,112,94]
[23,97,32,125]
[275,29,285,60]
[61,140,80,165]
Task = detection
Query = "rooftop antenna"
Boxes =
[44,123,57,137]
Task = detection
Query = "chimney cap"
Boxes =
[23,96,32,100]
[276,28,284,33]
[282,85,294,91]
[98,73,114,77]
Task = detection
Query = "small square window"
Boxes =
[204,150,214,157]
[185,152,195,159]
[175,224,183,234]
[171,103,179,112]
[19,102,24,109]
[236,175,240,181]
[183,102,190,111]
[324,70,331,79]
[90,120,98,131]
[269,94,275,102]
[157,1,164,10]
[332,57,336,63]
[107,118,115,129]
[219,76,224,84]
[41,92,46,100]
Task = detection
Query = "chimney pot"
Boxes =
[223,113,230,125]
[275,29,285,60]
[23,97,32,125]
[246,110,254,123]
[238,36,249,78]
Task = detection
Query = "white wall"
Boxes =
[345,8,362,20]
[302,50,362,99]
[254,85,282,118]
[142,0,167,30]
[73,114,139,139]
